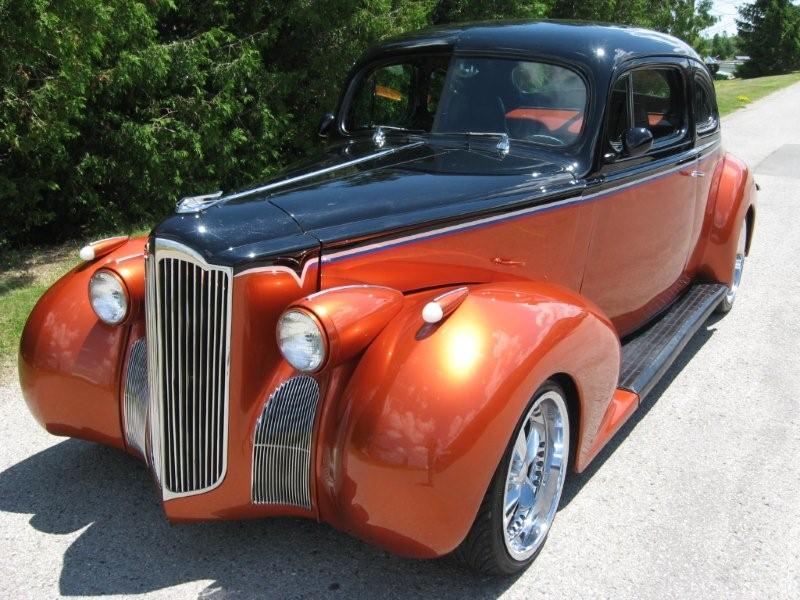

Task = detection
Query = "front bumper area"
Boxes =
[19,240,491,559]
[19,237,326,524]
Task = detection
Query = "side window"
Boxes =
[631,69,685,142]
[606,74,631,154]
[694,76,719,135]
[348,64,413,130]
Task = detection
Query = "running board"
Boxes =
[619,283,727,399]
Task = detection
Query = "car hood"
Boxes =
[152,139,576,270]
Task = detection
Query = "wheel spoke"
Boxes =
[504,484,521,518]
[513,429,527,466]
[525,422,543,468]
[502,391,570,563]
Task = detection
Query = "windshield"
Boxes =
[345,56,588,148]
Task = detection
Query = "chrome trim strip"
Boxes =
[123,338,148,458]
[233,258,319,283]
[145,253,161,481]
[220,142,424,203]
[252,376,320,508]
[174,141,423,214]
[146,238,233,500]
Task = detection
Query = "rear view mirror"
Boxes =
[318,112,336,138]
[623,127,654,158]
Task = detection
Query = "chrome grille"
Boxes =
[252,376,320,508]
[123,338,148,457]
[146,239,232,499]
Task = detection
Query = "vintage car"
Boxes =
[19,21,756,574]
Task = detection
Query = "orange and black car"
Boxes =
[19,21,755,574]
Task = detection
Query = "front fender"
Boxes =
[18,237,147,447]
[317,282,620,558]
[699,152,757,284]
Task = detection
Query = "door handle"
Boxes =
[690,170,705,178]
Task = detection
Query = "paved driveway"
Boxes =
[1,84,799,599]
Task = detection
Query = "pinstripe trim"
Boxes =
[322,154,711,264]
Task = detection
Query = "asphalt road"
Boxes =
[2,84,799,600]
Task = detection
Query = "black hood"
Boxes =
[152,138,576,270]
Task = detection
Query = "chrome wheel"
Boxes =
[725,220,747,305]
[502,390,569,561]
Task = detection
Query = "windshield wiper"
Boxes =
[437,131,511,156]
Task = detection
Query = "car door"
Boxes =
[580,61,699,337]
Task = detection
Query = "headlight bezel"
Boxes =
[88,268,130,326]
[276,308,328,372]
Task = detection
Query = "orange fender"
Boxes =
[18,237,147,448]
[316,281,620,558]
[698,153,757,285]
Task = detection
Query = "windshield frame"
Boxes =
[337,50,594,151]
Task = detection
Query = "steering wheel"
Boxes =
[527,133,566,146]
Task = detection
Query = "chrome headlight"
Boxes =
[89,269,129,325]
[277,309,326,371]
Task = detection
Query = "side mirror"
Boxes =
[622,126,654,158]
[318,112,336,138]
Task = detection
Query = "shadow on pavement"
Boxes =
[0,318,722,598]
[0,439,518,598]
[561,318,720,506]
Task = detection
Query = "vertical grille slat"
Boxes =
[209,271,216,488]
[123,338,148,457]
[252,376,320,509]
[177,260,185,492]
[146,240,232,498]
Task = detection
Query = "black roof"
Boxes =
[363,20,701,70]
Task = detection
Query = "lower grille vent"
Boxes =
[252,376,320,508]
[123,338,148,457]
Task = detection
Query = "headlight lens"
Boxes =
[277,309,326,371]
[89,269,128,325]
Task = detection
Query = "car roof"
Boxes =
[362,20,701,71]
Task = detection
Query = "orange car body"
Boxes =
[19,22,755,559]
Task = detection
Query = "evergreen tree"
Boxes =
[710,33,737,59]
[550,0,650,25]
[550,0,716,53]
[737,0,800,76]
[0,0,752,247]
[648,1,717,51]
[0,0,434,245]
[431,0,550,24]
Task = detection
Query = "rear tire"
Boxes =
[716,219,747,314]
[455,380,570,575]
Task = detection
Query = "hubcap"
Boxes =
[502,390,569,561]
[726,221,747,305]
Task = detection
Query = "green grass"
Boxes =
[715,71,800,116]
[0,243,80,379]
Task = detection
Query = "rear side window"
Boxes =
[694,76,719,135]
[631,69,685,142]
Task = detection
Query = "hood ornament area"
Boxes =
[176,190,224,214]
[372,126,387,148]
[496,134,511,157]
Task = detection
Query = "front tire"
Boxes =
[716,219,747,314]
[455,381,570,575]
